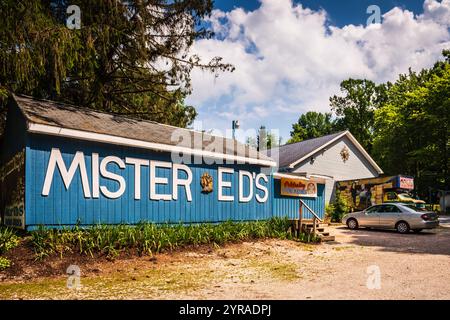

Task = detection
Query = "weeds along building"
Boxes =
[0,95,326,230]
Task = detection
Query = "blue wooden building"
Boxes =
[0,95,325,230]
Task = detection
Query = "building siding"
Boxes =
[292,136,379,203]
[20,134,326,229]
[25,134,275,228]
[271,179,325,220]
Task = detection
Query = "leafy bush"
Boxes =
[329,190,350,222]
[0,227,19,271]
[0,257,11,271]
[296,232,320,243]
[325,204,335,221]
[30,217,309,260]
[0,226,20,254]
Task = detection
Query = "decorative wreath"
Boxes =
[340,146,350,163]
[200,172,213,193]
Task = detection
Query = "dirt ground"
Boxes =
[1,224,450,300]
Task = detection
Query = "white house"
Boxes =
[269,131,384,204]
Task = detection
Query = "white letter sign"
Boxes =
[239,171,253,202]
[100,156,126,199]
[42,148,91,197]
[218,167,234,201]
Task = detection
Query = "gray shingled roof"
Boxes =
[268,131,346,168]
[12,95,274,165]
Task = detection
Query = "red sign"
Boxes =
[398,176,414,190]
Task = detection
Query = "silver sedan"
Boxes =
[342,203,439,234]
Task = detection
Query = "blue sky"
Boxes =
[187,0,450,143]
[214,0,425,26]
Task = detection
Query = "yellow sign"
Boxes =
[280,178,317,198]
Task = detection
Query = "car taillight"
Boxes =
[421,214,430,221]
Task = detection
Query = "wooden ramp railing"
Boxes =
[298,199,322,235]
[292,200,335,241]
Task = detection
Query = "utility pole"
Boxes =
[232,120,240,140]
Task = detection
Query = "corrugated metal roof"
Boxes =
[268,131,347,168]
[12,95,274,165]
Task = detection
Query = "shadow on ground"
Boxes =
[333,225,450,256]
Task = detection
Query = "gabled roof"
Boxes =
[268,130,383,174]
[11,95,276,167]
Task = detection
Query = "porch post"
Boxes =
[298,201,303,237]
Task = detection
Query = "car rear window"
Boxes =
[401,204,427,212]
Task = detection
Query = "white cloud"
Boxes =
[186,0,450,142]
[422,0,450,24]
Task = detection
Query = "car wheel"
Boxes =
[396,221,410,234]
[347,218,358,230]
[413,229,423,233]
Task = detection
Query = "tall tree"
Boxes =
[0,0,233,132]
[288,111,336,144]
[329,79,387,152]
[373,51,450,195]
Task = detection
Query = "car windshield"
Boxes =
[401,204,427,212]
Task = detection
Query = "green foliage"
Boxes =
[325,203,335,221]
[295,231,321,243]
[373,56,450,194]
[329,79,388,152]
[288,50,449,198]
[0,0,233,128]
[287,79,387,149]
[329,190,349,222]
[0,227,19,271]
[30,218,307,260]
[0,227,20,255]
[0,257,11,270]
[288,112,337,144]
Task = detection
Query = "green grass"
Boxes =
[332,245,354,251]
[0,264,215,299]
[247,259,300,281]
[29,217,311,260]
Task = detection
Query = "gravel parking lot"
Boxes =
[1,224,449,300]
